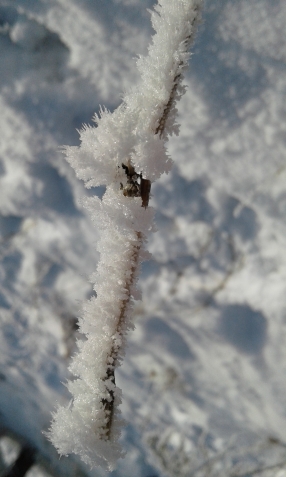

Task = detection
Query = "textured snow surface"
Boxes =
[0,0,286,476]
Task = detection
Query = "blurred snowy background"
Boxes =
[0,0,286,476]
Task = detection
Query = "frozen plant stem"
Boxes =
[103,19,198,436]
[102,230,142,439]
[48,0,203,470]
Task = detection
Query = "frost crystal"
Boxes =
[48,0,203,470]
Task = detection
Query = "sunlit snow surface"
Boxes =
[0,0,286,476]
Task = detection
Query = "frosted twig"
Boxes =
[102,230,142,439]
[155,3,201,138]
[48,0,203,470]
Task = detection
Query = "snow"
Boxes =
[0,0,286,475]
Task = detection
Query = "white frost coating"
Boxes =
[48,0,203,470]
[65,0,202,187]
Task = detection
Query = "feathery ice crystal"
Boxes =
[48,0,203,470]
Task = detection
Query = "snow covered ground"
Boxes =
[0,0,286,476]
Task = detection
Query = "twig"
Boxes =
[102,232,142,438]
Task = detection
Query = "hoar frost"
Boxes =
[48,0,203,470]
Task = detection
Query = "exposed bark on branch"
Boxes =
[102,232,142,439]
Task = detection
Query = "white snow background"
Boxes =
[0,0,286,476]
